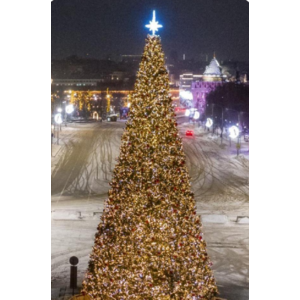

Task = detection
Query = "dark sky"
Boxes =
[51,0,249,62]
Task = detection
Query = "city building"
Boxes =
[179,73,202,106]
[179,73,203,91]
[191,55,227,114]
[179,55,227,113]
[121,55,142,63]
[191,80,224,115]
[202,55,226,82]
[52,78,104,87]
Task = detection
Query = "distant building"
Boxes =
[179,73,202,107]
[177,55,228,112]
[190,55,227,114]
[180,73,193,91]
[202,55,226,82]
[169,74,177,86]
[191,80,224,115]
[110,71,127,81]
[121,55,142,63]
[52,78,104,87]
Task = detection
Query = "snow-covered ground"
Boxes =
[51,120,249,300]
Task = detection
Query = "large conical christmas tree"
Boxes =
[82,34,218,299]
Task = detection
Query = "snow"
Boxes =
[236,216,249,224]
[51,121,249,300]
[201,214,228,224]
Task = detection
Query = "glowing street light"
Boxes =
[57,107,62,113]
[185,109,191,117]
[66,104,74,114]
[180,90,193,101]
[54,113,63,145]
[193,111,200,120]
[229,125,240,139]
[206,118,213,128]
[54,113,63,124]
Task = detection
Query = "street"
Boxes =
[51,120,249,300]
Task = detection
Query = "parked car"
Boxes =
[185,130,194,137]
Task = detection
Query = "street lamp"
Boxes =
[229,125,240,139]
[54,113,63,145]
[66,104,74,114]
[224,108,241,128]
[206,118,213,128]
[229,125,240,155]
[209,103,226,140]
[193,111,200,120]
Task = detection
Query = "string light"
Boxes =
[81,35,217,300]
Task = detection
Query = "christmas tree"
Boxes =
[82,33,218,299]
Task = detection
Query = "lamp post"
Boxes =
[210,103,225,143]
[54,113,63,145]
[229,125,240,156]
[225,108,242,128]
[51,124,54,157]
[57,108,62,131]
[206,118,213,132]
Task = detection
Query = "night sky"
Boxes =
[51,0,249,62]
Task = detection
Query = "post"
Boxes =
[221,107,224,144]
[238,111,242,128]
[70,256,79,295]
[236,137,241,156]
[51,131,53,157]
[57,124,59,145]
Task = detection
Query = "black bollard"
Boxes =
[70,256,79,295]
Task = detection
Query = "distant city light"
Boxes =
[57,108,62,113]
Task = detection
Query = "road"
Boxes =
[52,122,123,197]
[51,120,249,300]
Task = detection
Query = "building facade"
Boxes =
[52,78,104,87]
[179,56,227,109]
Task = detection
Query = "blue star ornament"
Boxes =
[145,10,163,36]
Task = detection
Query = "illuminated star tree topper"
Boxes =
[145,10,163,36]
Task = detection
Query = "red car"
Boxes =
[185,130,194,137]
